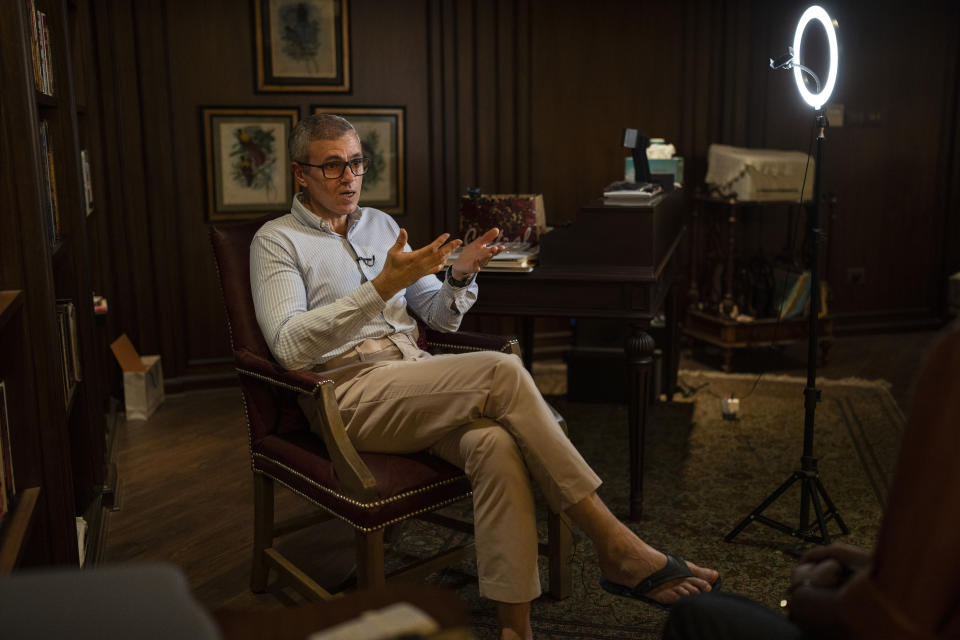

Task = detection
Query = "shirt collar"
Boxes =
[291,193,363,235]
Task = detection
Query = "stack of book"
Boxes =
[55,300,82,405]
[27,0,55,96]
[39,121,60,245]
[446,242,539,273]
[602,181,662,205]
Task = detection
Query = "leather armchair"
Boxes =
[210,216,572,601]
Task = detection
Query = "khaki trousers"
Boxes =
[317,334,602,603]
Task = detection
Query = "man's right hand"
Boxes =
[372,229,462,301]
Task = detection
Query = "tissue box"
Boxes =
[110,334,165,421]
[649,157,684,185]
[705,144,815,202]
[625,157,685,185]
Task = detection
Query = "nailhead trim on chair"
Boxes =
[255,469,474,533]
[425,338,517,354]
[237,367,331,394]
[252,451,470,509]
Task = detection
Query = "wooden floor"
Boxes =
[101,328,943,614]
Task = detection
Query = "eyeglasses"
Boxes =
[298,157,370,179]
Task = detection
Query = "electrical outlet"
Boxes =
[846,267,865,285]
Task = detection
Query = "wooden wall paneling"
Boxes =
[426,0,448,234]
[494,0,513,193]
[933,3,960,316]
[473,1,497,195]
[439,0,462,232]
[89,0,147,362]
[513,0,532,194]
[0,0,79,564]
[811,3,950,323]
[130,0,185,377]
[454,0,477,212]
[76,2,122,403]
[166,0,261,378]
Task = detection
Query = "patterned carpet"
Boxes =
[383,368,906,639]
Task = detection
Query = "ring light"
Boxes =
[792,5,838,110]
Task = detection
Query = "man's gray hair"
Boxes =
[289,114,358,162]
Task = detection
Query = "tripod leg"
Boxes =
[805,476,831,544]
[725,472,801,542]
[815,476,850,535]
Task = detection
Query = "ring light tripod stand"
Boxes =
[725,5,848,545]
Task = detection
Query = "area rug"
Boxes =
[383,369,906,639]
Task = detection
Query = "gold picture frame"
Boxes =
[312,106,405,214]
[255,0,350,93]
[202,107,299,221]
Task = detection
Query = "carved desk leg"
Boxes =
[721,201,738,317]
[687,205,701,307]
[625,325,656,521]
[662,281,680,401]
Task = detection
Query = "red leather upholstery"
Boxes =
[209,216,472,531]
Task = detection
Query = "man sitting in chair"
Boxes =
[250,114,719,640]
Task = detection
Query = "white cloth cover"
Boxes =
[705,144,815,202]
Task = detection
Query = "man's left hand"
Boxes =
[450,228,504,278]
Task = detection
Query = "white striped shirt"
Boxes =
[250,195,478,370]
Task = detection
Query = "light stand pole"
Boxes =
[725,5,848,545]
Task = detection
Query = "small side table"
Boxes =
[685,194,834,371]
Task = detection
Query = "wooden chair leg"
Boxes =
[251,473,274,593]
[547,511,573,600]
[355,528,386,590]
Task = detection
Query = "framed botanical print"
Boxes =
[313,106,405,214]
[202,107,299,221]
[255,0,350,93]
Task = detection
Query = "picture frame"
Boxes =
[313,106,405,214]
[202,107,299,221]
[255,0,350,93]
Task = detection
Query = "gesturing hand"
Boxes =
[372,229,462,301]
[450,227,505,278]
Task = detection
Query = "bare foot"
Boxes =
[598,524,719,606]
[497,601,533,640]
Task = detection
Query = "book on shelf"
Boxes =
[81,149,94,215]
[772,269,809,319]
[27,0,55,96]
[55,301,82,406]
[39,121,60,245]
[771,269,828,319]
[0,380,14,527]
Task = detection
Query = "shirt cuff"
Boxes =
[445,267,476,288]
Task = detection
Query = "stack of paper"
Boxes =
[447,242,539,273]
[602,182,662,205]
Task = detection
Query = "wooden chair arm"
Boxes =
[424,328,520,356]
[235,348,332,392]
[298,385,378,502]
[234,349,379,502]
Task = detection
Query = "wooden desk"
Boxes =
[472,195,686,520]
[213,585,469,639]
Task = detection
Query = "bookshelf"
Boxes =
[0,0,109,568]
